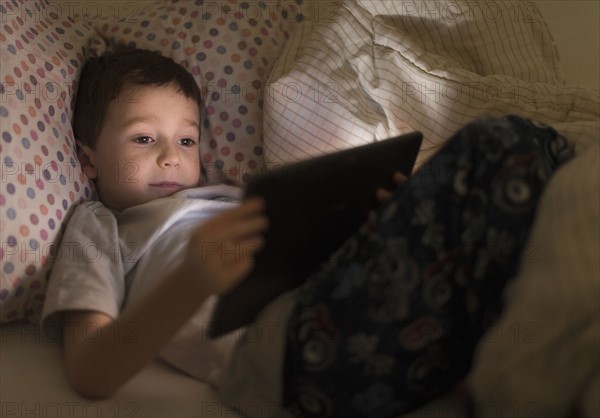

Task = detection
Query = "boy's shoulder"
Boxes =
[58,200,119,246]
[66,200,117,229]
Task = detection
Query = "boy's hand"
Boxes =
[375,171,407,203]
[183,198,268,296]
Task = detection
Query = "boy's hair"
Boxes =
[74,46,202,148]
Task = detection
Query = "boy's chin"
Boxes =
[105,185,199,211]
[147,184,193,199]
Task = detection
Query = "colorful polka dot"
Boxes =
[1,0,302,324]
[2,3,95,322]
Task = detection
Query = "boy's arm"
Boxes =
[63,263,213,399]
[62,199,267,399]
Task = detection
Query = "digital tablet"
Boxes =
[208,132,423,338]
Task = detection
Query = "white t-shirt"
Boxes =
[41,184,244,380]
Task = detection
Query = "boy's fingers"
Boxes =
[392,171,408,186]
[236,197,266,216]
[199,198,267,234]
[219,236,259,258]
[225,199,269,237]
[233,236,265,261]
[213,197,265,221]
[375,172,407,203]
[393,171,408,185]
[376,188,392,203]
[230,215,269,240]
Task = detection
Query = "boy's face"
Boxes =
[79,82,201,211]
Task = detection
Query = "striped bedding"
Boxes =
[263,0,599,167]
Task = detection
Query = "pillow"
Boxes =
[91,0,303,185]
[263,0,599,168]
[0,1,97,323]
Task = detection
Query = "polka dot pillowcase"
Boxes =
[1,1,98,322]
[93,0,304,185]
[1,0,303,323]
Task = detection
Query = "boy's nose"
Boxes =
[158,145,181,168]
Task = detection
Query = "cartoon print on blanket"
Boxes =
[282,115,574,418]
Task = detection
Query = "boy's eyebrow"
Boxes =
[123,116,200,129]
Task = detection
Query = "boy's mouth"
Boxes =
[150,182,183,190]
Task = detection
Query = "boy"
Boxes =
[42,48,268,398]
[43,47,573,415]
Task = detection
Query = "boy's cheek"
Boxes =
[113,162,141,184]
[93,160,142,185]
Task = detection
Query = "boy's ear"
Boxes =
[76,140,98,180]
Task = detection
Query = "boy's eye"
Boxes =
[178,138,197,147]
[134,136,153,144]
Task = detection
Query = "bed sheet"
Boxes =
[1,289,472,418]
[0,323,242,418]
